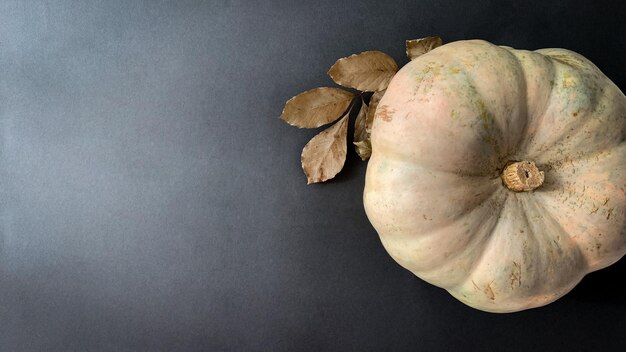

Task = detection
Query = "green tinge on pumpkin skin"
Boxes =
[443,69,501,152]
[412,62,462,95]
[477,100,494,132]
[562,72,577,88]
[448,67,461,75]
[470,99,500,152]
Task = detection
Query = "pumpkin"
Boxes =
[363,40,626,312]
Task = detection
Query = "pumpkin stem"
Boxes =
[501,161,544,192]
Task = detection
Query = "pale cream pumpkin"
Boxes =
[364,40,626,312]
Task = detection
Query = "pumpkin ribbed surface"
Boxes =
[364,40,626,312]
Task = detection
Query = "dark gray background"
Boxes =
[1,0,625,351]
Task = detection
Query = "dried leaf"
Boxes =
[365,90,385,134]
[406,36,443,60]
[280,87,354,128]
[355,90,385,161]
[328,51,398,92]
[353,140,372,161]
[353,98,371,161]
[301,115,349,184]
[353,98,369,143]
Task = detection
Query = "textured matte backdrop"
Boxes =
[1,0,626,351]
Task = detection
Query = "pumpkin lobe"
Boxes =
[501,161,544,192]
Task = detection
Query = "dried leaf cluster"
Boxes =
[280,36,442,184]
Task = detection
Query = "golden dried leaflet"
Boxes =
[353,98,369,143]
[301,115,349,184]
[365,90,385,134]
[406,36,443,60]
[353,99,371,160]
[328,51,398,92]
[280,87,354,128]
[353,140,372,161]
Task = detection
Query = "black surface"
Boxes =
[1,0,626,351]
